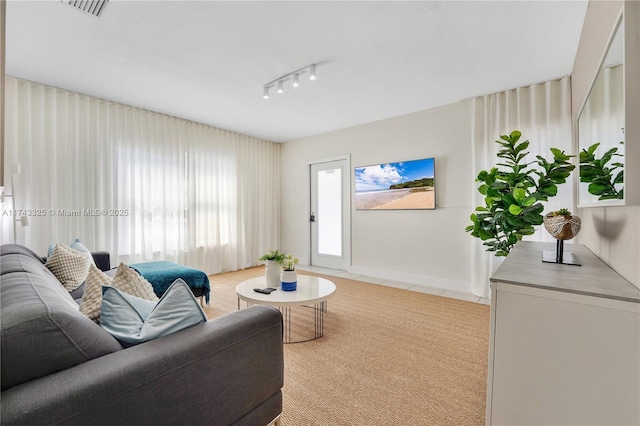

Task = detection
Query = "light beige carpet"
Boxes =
[203,267,490,426]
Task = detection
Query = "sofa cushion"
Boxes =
[100,279,207,347]
[79,263,159,322]
[0,243,44,262]
[1,251,123,391]
[45,243,91,291]
[1,245,77,304]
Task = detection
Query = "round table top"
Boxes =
[236,274,336,307]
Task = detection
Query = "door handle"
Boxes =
[310,212,316,222]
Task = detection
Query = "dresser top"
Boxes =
[490,241,640,303]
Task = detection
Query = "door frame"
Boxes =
[307,154,351,270]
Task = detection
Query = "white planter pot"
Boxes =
[280,270,297,291]
[265,260,281,287]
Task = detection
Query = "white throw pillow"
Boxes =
[45,243,91,291]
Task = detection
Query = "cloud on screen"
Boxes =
[355,164,405,191]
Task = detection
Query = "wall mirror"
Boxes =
[577,17,625,207]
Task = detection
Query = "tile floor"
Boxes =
[297,265,491,305]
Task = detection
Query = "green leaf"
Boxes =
[523,212,544,225]
[588,181,609,195]
[508,204,522,215]
[519,226,536,236]
[502,193,516,207]
[477,228,494,240]
[540,184,558,197]
[614,170,624,184]
[512,188,526,204]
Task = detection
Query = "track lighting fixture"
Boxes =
[262,64,317,99]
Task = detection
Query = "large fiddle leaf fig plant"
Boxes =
[466,130,575,256]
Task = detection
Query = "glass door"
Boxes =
[310,158,350,270]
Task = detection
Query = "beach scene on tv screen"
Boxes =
[355,158,435,210]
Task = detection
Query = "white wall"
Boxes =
[280,100,474,291]
[572,0,640,288]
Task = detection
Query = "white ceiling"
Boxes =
[6,1,588,142]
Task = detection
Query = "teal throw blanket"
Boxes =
[130,261,210,304]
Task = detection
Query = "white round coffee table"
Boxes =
[236,275,336,343]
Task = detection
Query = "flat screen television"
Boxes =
[354,157,435,210]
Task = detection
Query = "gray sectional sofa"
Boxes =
[0,244,284,426]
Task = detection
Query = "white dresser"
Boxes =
[486,241,640,425]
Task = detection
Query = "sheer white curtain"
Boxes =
[3,77,280,274]
[470,77,573,297]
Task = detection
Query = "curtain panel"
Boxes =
[470,77,573,298]
[3,76,280,274]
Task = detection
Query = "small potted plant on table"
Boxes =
[259,250,287,287]
[280,254,299,291]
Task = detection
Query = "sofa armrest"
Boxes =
[1,306,284,426]
[90,251,110,272]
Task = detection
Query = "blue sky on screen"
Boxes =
[355,158,435,192]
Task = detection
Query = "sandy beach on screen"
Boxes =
[373,189,435,209]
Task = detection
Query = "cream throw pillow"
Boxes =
[79,263,159,323]
[45,243,91,291]
[79,264,112,322]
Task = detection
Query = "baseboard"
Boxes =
[348,265,471,293]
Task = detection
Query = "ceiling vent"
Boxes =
[63,0,109,18]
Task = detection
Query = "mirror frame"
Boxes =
[577,4,640,207]
[577,15,624,207]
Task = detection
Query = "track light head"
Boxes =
[309,64,316,81]
[263,87,270,99]
[277,80,284,94]
[293,74,299,88]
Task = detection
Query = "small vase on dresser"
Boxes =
[542,209,582,265]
